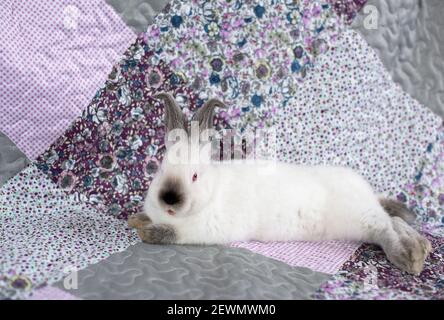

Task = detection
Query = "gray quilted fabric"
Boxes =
[353,0,444,118]
[53,243,330,299]
[106,0,169,33]
[0,132,29,186]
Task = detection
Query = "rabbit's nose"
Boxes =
[160,190,182,206]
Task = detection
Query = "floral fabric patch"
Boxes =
[328,0,368,24]
[36,36,228,219]
[143,0,344,134]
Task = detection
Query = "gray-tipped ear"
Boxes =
[155,92,186,133]
[192,98,226,132]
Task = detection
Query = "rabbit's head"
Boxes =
[146,93,225,218]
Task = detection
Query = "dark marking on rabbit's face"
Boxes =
[158,177,185,210]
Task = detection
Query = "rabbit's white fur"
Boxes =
[147,155,386,244]
[137,93,432,275]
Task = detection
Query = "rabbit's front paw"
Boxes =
[128,213,152,229]
[138,224,177,244]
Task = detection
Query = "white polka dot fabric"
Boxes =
[0,0,135,159]
[276,28,442,194]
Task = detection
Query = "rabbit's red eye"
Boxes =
[192,173,198,182]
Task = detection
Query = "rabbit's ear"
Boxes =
[155,92,187,133]
[192,98,226,132]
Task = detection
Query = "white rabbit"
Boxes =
[129,92,432,275]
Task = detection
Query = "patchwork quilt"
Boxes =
[1,0,443,300]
